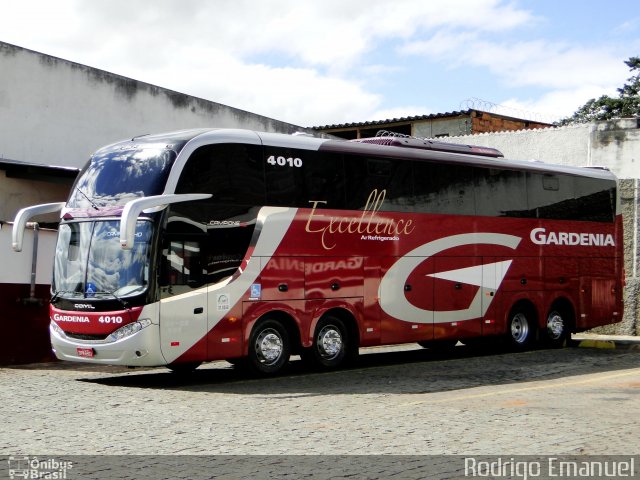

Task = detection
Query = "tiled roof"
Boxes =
[312,109,475,130]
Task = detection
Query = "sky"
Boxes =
[2,0,639,128]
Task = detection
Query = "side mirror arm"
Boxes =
[12,202,65,252]
[119,194,211,249]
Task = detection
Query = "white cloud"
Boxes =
[614,16,640,34]
[403,32,628,89]
[468,42,627,90]
[500,83,624,123]
[59,0,535,71]
[402,30,632,122]
[1,0,632,126]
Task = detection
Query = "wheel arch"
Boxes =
[505,298,539,348]
[546,296,576,333]
[506,299,539,334]
[320,307,360,352]
[245,309,303,356]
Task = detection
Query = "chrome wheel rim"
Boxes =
[317,325,343,360]
[510,313,529,344]
[546,311,564,340]
[255,328,283,365]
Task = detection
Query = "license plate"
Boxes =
[77,347,95,358]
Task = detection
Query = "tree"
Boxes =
[559,56,640,125]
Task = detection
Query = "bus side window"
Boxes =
[573,176,616,222]
[160,240,204,296]
[527,173,575,220]
[413,162,476,215]
[344,156,412,211]
[68,225,81,261]
[475,168,529,217]
[176,143,265,206]
[264,148,345,209]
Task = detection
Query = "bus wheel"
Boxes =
[507,308,535,349]
[543,309,568,348]
[305,316,348,369]
[247,318,290,375]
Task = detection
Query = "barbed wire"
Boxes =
[375,130,411,138]
[460,97,560,124]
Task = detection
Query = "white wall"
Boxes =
[435,119,640,179]
[0,41,309,170]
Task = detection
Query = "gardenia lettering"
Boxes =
[53,313,90,323]
[305,189,415,250]
[530,228,615,247]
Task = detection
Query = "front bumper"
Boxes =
[50,322,167,367]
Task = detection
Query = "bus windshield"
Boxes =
[53,220,153,298]
[68,147,176,208]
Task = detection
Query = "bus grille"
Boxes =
[65,332,109,341]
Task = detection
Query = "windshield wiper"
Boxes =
[51,290,82,304]
[75,187,99,210]
[96,289,130,311]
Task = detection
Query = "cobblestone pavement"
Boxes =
[1,344,639,458]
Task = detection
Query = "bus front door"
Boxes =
[159,238,208,364]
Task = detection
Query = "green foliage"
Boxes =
[559,56,640,125]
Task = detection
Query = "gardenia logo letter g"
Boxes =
[378,233,522,324]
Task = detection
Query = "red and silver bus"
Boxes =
[12,129,624,374]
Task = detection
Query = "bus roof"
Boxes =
[96,128,617,183]
[351,136,504,158]
[318,137,617,182]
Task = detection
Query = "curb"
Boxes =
[571,334,640,350]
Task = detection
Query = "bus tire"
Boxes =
[304,316,348,369]
[543,309,569,348]
[506,307,536,350]
[247,318,290,375]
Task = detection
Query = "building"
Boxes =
[313,110,552,139]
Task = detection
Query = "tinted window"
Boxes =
[414,162,476,215]
[160,239,203,296]
[264,148,345,208]
[475,168,529,217]
[573,176,616,222]
[344,155,413,210]
[175,143,615,223]
[176,144,265,206]
[164,209,256,288]
[527,173,575,220]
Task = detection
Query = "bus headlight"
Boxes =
[50,319,65,337]
[107,318,152,342]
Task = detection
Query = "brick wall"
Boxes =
[471,111,550,133]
